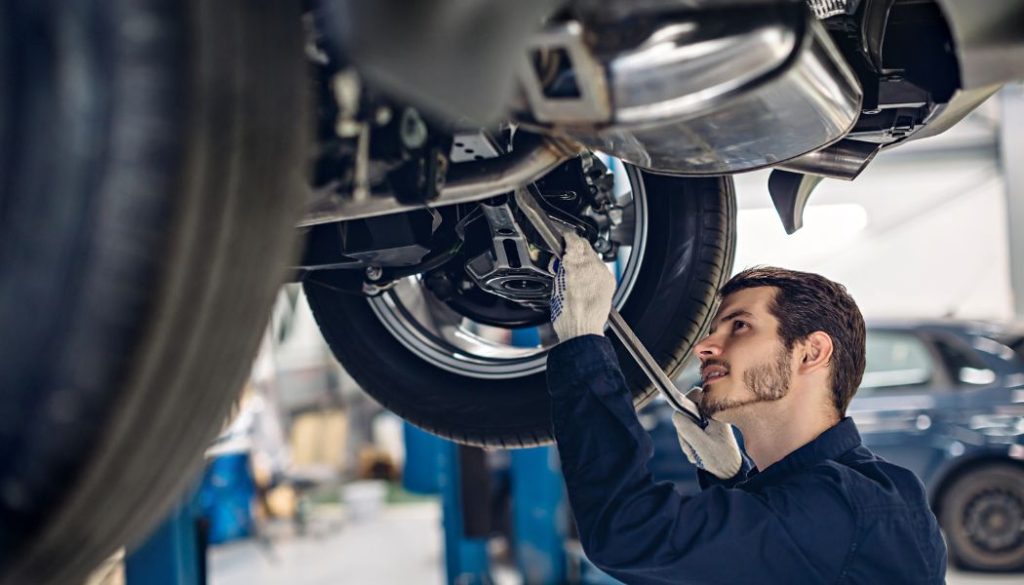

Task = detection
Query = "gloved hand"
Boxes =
[672,388,743,479]
[550,232,616,342]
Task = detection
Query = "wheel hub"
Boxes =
[965,490,1024,553]
[499,276,549,293]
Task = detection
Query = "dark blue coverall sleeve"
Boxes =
[547,336,856,585]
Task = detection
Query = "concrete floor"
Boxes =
[210,503,448,585]
[208,501,1020,585]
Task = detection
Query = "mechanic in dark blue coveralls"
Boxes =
[546,233,947,584]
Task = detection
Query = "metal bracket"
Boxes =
[466,200,553,309]
[518,21,612,124]
[768,170,825,235]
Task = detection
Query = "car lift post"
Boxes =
[437,437,494,584]
[124,489,206,585]
[405,421,493,584]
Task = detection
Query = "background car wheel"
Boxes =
[0,1,308,583]
[305,170,736,447]
[940,463,1024,572]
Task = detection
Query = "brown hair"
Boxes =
[719,267,866,415]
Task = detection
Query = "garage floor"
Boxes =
[208,501,1019,585]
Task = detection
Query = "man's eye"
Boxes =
[733,320,748,332]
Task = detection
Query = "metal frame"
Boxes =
[300,135,580,226]
[517,21,612,124]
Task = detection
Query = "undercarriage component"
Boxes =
[806,0,858,20]
[300,151,627,320]
[312,63,457,211]
[768,170,825,235]
[517,21,611,124]
[835,0,960,145]
[910,84,1001,142]
[314,0,557,124]
[933,0,1024,90]
[335,211,437,267]
[572,0,843,24]
[529,153,620,253]
[301,133,580,226]
[465,198,554,311]
[777,139,881,180]
[516,3,863,175]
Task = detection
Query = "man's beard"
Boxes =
[700,345,792,416]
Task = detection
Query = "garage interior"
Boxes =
[79,87,1024,585]
[6,2,1024,585]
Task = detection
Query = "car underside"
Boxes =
[292,0,1024,447]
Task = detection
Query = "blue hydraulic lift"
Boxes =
[126,450,255,585]
[125,491,205,585]
[402,325,570,585]
[403,421,569,585]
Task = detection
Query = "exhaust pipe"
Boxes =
[299,135,580,227]
[776,139,882,180]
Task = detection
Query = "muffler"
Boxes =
[516,2,863,175]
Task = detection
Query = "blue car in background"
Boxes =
[634,319,1024,573]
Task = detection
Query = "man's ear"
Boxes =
[798,331,834,374]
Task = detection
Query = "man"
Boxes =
[546,233,947,584]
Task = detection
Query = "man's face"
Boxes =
[693,287,793,418]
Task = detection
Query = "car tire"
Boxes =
[304,172,736,447]
[0,1,308,583]
[940,463,1024,572]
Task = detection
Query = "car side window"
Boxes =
[860,331,934,393]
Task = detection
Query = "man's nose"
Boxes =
[693,334,722,360]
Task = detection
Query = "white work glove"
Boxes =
[550,232,616,342]
[672,388,743,480]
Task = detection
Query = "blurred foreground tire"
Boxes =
[0,1,308,582]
